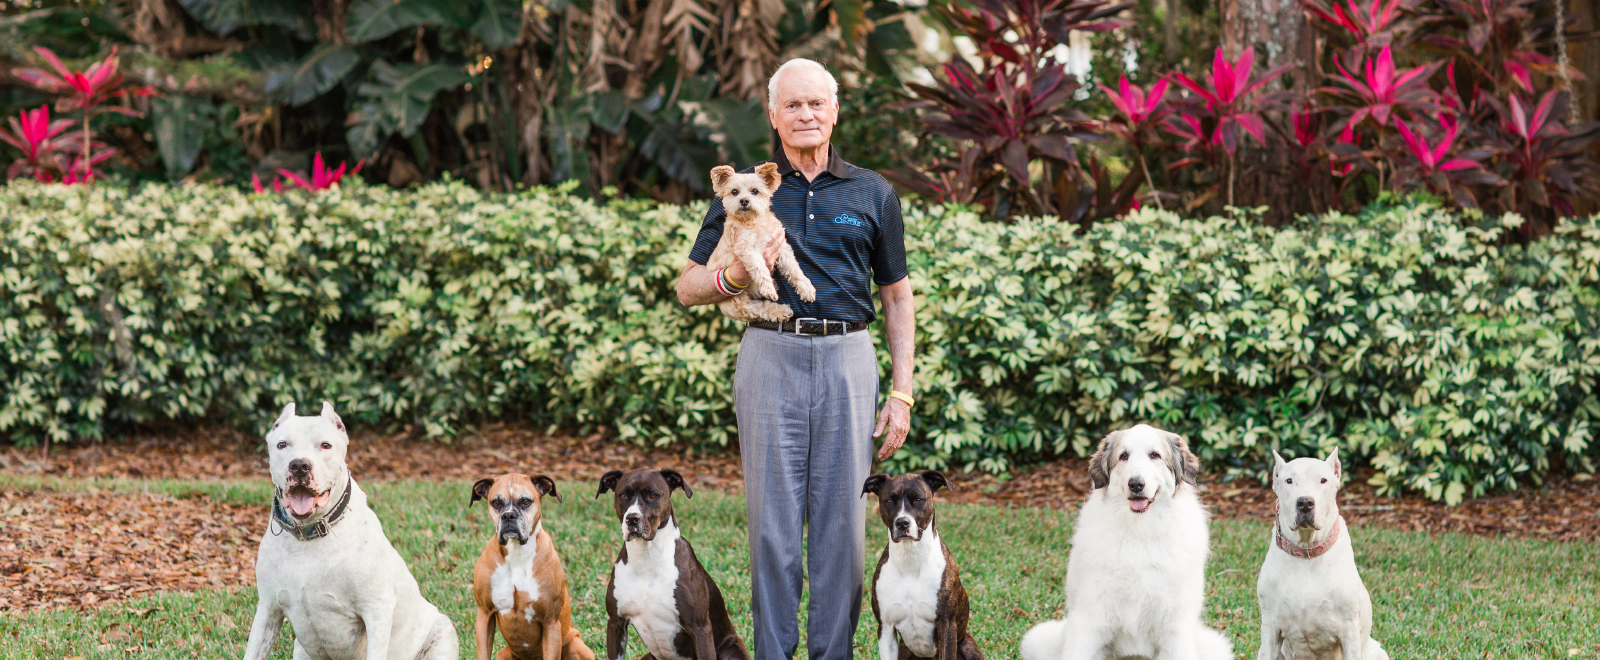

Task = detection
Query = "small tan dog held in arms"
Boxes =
[705,162,816,322]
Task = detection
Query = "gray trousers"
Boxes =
[735,327,877,660]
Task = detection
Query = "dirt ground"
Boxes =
[3,423,1596,613]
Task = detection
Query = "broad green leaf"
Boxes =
[265,45,362,106]
[151,95,213,180]
[472,0,523,49]
[346,0,452,43]
[176,0,310,36]
[348,60,471,157]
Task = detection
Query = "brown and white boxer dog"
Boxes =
[470,473,595,660]
[862,471,984,660]
[596,468,749,660]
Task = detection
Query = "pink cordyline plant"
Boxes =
[1293,105,1321,148]
[257,153,365,193]
[1327,45,1440,128]
[0,106,74,182]
[1303,0,1407,46]
[1394,119,1478,174]
[12,46,155,182]
[1170,47,1294,155]
[1169,46,1295,205]
[1394,117,1501,206]
[1099,75,1171,208]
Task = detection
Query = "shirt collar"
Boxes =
[771,129,855,179]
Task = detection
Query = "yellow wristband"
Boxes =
[888,390,914,408]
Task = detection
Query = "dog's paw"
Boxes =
[757,282,779,300]
[795,278,817,302]
[770,305,794,321]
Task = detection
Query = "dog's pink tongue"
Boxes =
[285,492,317,517]
[1129,497,1150,512]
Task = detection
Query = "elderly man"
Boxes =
[675,58,915,660]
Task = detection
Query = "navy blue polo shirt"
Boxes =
[688,145,908,323]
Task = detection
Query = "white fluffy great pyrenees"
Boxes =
[1020,424,1232,660]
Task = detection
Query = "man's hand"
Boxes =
[726,228,787,285]
[872,397,910,461]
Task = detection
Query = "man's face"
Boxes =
[768,67,837,151]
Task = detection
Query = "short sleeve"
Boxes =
[871,186,909,285]
[687,197,726,265]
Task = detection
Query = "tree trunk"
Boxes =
[1221,0,1312,80]
[1221,0,1316,223]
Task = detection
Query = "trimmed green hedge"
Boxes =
[2,181,1597,502]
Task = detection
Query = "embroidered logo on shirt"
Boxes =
[833,213,864,227]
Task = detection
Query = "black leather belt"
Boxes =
[749,318,869,336]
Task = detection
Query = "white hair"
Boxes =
[767,58,839,111]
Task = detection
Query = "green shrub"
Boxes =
[2,181,1597,502]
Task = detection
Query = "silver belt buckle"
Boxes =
[791,317,819,336]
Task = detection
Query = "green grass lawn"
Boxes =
[3,477,1597,659]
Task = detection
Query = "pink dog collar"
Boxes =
[1276,517,1341,559]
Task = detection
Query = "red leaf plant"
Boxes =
[1392,117,1504,206]
[1486,91,1600,219]
[1167,46,1296,206]
[1302,0,1420,51]
[1422,0,1580,96]
[0,106,75,182]
[890,0,1135,223]
[1324,45,1441,129]
[266,153,365,192]
[1099,75,1172,208]
[11,46,156,183]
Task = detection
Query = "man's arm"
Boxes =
[873,277,914,460]
[676,229,788,307]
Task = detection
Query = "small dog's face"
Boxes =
[596,468,692,542]
[265,401,350,521]
[711,163,782,220]
[862,471,951,542]
[1272,449,1342,532]
[1088,424,1199,514]
[471,473,560,546]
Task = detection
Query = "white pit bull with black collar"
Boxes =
[1255,449,1387,660]
[242,402,458,660]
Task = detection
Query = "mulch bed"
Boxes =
[2,423,1595,614]
[0,485,261,614]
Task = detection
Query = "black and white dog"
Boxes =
[597,468,748,660]
[862,471,984,660]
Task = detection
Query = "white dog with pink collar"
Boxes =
[1255,449,1388,660]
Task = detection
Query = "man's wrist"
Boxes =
[887,390,914,408]
[712,267,748,297]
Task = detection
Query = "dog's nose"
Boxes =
[1127,477,1144,494]
[501,510,517,520]
[1296,496,1315,512]
[288,459,310,476]
[625,513,640,526]
[739,198,750,208]
[894,518,911,530]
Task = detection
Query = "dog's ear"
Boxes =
[755,162,781,191]
[319,400,344,432]
[596,470,624,499]
[920,470,954,494]
[710,165,737,194]
[470,478,494,505]
[861,474,888,497]
[1272,450,1287,482]
[1164,431,1199,486]
[1324,447,1342,482]
[1088,431,1122,490]
[531,474,561,503]
[660,469,693,499]
[270,402,296,431]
